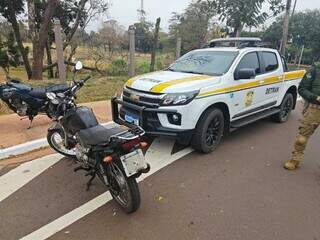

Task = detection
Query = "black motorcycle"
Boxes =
[0,77,70,128]
[46,63,150,213]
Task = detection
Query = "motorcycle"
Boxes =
[0,76,71,128]
[46,62,150,213]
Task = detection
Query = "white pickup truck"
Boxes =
[112,38,306,153]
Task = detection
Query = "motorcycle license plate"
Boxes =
[120,149,147,177]
[124,113,139,126]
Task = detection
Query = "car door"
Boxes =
[258,51,284,105]
[231,51,266,118]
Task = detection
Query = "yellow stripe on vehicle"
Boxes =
[284,70,306,81]
[198,71,305,98]
[150,75,212,93]
[126,75,143,87]
[198,80,260,97]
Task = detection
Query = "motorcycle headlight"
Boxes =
[160,90,199,106]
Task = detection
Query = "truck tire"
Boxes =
[272,92,294,123]
[191,108,224,153]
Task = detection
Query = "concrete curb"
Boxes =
[0,122,114,161]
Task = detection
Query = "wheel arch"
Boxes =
[286,86,298,109]
[197,102,231,135]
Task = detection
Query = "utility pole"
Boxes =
[138,0,146,22]
[291,0,298,16]
[176,37,182,59]
[128,25,136,77]
[280,0,292,56]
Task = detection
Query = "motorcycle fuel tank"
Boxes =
[63,106,99,133]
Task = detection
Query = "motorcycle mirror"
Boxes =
[75,61,83,71]
[46,92,56,100]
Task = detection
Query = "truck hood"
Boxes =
[126,71,221,94]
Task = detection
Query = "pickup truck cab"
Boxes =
[112,39,306,153]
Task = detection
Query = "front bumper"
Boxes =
[111,97,194,144]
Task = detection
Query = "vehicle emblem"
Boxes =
[130,93,140,102]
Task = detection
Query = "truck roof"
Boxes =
[194,47,278,53]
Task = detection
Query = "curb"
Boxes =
[0,122,114,161]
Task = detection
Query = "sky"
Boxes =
[87,0,320,32]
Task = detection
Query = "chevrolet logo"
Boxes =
[130,93,140,102]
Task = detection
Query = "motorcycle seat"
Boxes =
[77,124,126,147]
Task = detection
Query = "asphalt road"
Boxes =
[1,106,320,240]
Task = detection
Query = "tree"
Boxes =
[134,21,154,53]
[98,20,126,57]
[264,10,320,64]
[205,0,284,37]
[0,0,32,79]
[27,0,60,80]
[169,1,216,54]
[0,32,21,74]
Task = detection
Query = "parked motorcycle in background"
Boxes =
[46,61,150,213]
[0,76,71,128]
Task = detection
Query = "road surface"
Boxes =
[1,107,320,240]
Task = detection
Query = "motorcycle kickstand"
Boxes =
[27,117,34,130]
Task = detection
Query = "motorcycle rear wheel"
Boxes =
[98,161,140,214]
[47,129,76,158]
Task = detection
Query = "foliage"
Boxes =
[205,0,284,36]
[137,61,150,74]
[98,20,127,56]
[263,10,320,64]
[134,21,154,53]
[169,1,216,54]
[107,59,128,76]
[0,32,20,73]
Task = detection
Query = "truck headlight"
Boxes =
[160,91,199,106]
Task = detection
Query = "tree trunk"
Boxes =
[234,23,243,38]
[281,0,292,55]
[31,0,59,80]
[46,40,54,78]
[8,5,32,79]
[150,18,161,72]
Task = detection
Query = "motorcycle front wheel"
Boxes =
[47,129,76,158]
[98,161,141,214]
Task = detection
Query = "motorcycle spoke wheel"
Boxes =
[49,131,76,156]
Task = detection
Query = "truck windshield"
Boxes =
[168,51,238,76]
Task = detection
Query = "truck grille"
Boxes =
[123,87,164,108]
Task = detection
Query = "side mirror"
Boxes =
[75,61,83,71]
[234,68,256,80]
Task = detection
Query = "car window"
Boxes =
[168,51,239,76]
[262,52,279,72]
[236,52,260,74]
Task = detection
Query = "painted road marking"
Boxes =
[0,154,62,203]
[20,139,193,240]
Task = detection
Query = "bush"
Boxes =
[137,61,150,74]
[107,59,128,76]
